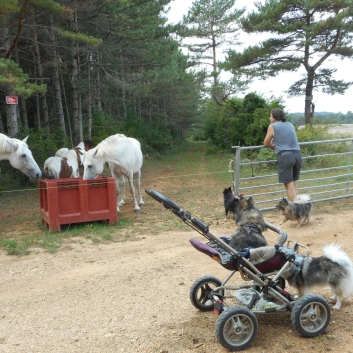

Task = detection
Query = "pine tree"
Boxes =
[222,0,353,124]
[179,0,246,105]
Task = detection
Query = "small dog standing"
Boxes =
[223,187,236,221]
[228,194,268,251]
[276,194,312,227]
[280,244,353,309]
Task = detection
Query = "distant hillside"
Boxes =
[288,111,353,126]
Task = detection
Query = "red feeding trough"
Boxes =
[38,177,117,231]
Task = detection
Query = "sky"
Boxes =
[166,0,353,114]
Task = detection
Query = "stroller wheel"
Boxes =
[215,306,258,351]
[291,294,331,337]
[189,275,222,311]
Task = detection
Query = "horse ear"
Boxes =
[93,149,98,157]
[22,136,29,144]
[5,138,19,151]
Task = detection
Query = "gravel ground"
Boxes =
[1,208,353,353]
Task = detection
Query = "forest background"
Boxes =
[1,0,353,190]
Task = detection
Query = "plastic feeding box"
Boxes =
[38,177,118,231]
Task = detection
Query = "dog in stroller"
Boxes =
[227,193,268,251]
[145,188,353,351]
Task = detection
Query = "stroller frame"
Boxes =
[146,188,331,351]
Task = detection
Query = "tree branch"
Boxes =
[5,0,30,59]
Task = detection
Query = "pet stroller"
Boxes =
[145,188,331,352]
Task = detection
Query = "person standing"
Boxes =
[263,108,302,201]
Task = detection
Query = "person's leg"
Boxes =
[293,180,298,197]
[284,181,297,202]
[278,152,298,201]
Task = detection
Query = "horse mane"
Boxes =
[99,134,126,146]
[94,134,127,155]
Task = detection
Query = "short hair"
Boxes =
[271,108,286,122]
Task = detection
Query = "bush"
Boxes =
[297,125,350,168]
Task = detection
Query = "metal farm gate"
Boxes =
[231,138,353,211]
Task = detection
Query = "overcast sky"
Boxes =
[166,0,353,114]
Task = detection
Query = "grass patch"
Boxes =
[1,140,353,255]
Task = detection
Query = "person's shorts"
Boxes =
[277,150,302,184]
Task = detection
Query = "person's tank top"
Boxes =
[271,121,300,153]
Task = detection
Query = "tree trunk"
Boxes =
[305,69,315,125]
[33,15,50,136]
[139,96,142,120]
[50,15,66,134]
[96,51,103,113]
[0,110,4,133]
[87,52,92,140]
[71,5,82,145]
[59,65,72,146]
[35,93,41,129]
[212,34,217,86]
[13,49,28,129]
[1,15,18,136]
[6,104,18,137]
[20,97,28,130]
[149,97,152,124]
[72,46,80,145]
[78,93,83,141]
[0,13,10,58]
[13,50,28,129]
[120,51,127,120]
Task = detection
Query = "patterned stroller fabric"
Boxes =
[189,238,287,272]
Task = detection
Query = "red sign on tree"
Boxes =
[6,96,18,104]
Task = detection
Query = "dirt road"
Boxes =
[1,207,353,353]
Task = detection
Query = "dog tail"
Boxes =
[294,194,311,204]
[323,244,353,294]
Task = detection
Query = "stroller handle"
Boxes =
[145,188,181,212]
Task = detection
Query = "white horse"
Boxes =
[0,133,42,180]
[83,134,144,213]
[43,142,85,179]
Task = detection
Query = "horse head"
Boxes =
[5,136,42,181]
[83,148,103,180]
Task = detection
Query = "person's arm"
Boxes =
[264,125,274,147]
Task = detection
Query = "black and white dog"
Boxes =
[281,244,353,309]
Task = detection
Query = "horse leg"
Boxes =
[114,177,121,214]
[133,170,144,206]
[127,171,140,212]
[117,175,126,207]
[110,171,123,213]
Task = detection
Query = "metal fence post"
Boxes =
[234,145,241,195]
[346,140,353,195]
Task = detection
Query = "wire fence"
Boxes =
[231,138,353,211]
